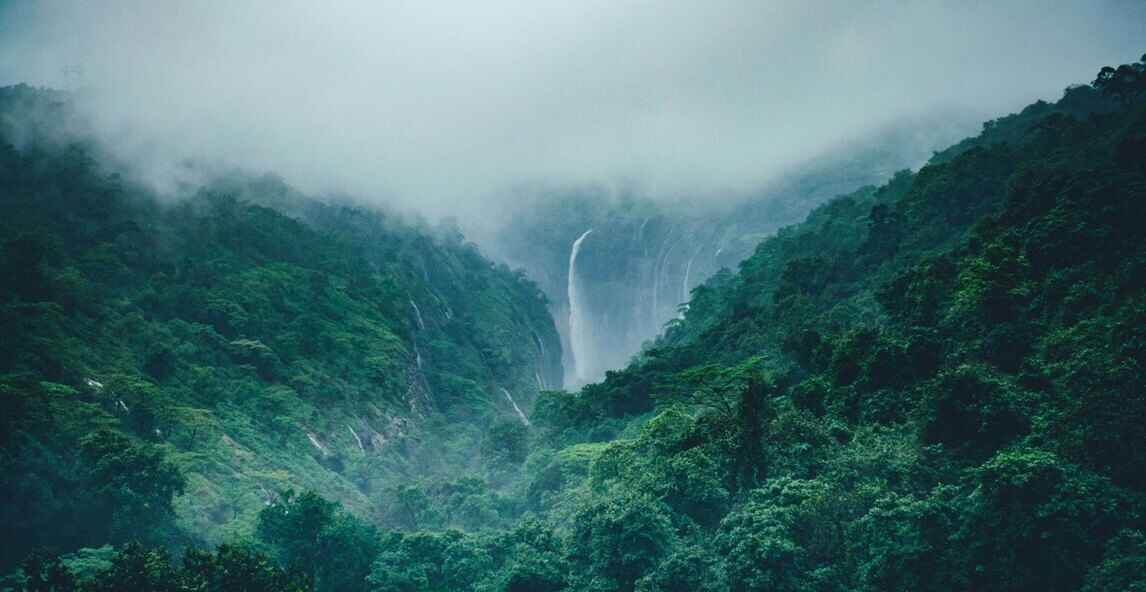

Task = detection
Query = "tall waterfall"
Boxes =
[567,229,594,385]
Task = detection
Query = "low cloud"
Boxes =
[1,0,1142,217]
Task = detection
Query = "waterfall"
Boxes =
[409,299,426,330]
[682,252,697,303]
[431,291,453,320]
[500,387,531,426]
[652,236,679,329]
[637,216,651,252]
[532,330,549,389]
[305,430,331,456]
[405,337,434,414]
[347,425,365,452]
[680,251,698,318]
[568,229,593,384]
[532,331,547,360]
[651,244,663,329]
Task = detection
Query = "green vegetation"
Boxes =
[0,84,560,579]
[4,55,1146,591]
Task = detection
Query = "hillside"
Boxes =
[521,58,1146,592]
[480,112,978,386]
[5,54,1146,592]
[0,86,562,568]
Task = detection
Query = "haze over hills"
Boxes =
[1,1,1141,215]
[0,85,564,559]
[477,109,981,386]
[2,2,1146,592]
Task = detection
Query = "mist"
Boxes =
[1,0,1143,218]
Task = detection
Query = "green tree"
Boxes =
[570,493,676,592]
[180,544,312,592]
[79,430,186,544]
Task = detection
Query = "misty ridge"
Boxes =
[3,2,1146,592]
[2,0,1140,385]
[1,1,1141,216]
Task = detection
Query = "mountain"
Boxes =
[517,61,1146,592]
[0,85,562,568]
[480,110,980,387]
[5,54,1146,592]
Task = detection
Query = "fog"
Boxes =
[1,1,1143,218]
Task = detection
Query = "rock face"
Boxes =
[556,215,727,385]
[547,209,796,386]
[490,203,804,387]
[484,111,979,386]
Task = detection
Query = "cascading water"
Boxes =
[637,216,652,253]
[531,330,549,389]
[567,229,594,385]
[679,250,698,318]
[652,236,680,329]
[533,331,547,360]
[430,291,453,320]
[409,299,426,330]
[681,253,696,303]
[405,301,433,412]
[500,387,531,426]
[651,238,666,330]
[347,425,365,452]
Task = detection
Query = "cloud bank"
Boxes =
[1,0,1143,216]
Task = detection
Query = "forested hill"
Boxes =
[0,85,561,569]
[526,58,1146,591]
[5,55,1146,592]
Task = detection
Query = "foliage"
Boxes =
[0,79,562,570]
[6,55,1146,592]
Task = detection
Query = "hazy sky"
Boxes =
[1,1,1143,217]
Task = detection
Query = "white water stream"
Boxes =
[409,299,425,330]
[567,229,594,384]
[500,387,531,426]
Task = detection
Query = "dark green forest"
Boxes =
[3,56,1146,591]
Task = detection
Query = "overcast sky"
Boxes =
[1,0,1143,217]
